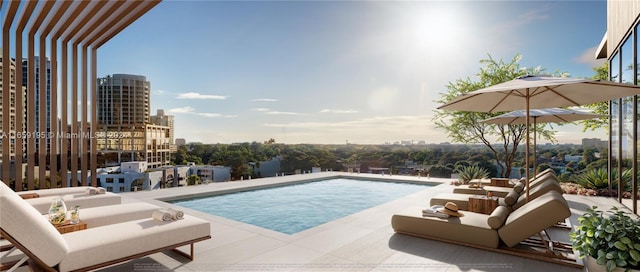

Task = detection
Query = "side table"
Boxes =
[490,178,512,187]
[55,221,87,234]
[468,195,498,215]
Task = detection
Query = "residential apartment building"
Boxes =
[150,109,176,153]
[0,51,20,161]
[145,123,171,169]
[597,0,640,214]
[97,74,172,169]
[21,58,51,152]
[582,138,607,149]
[97,74,150,166]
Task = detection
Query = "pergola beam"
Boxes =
[1,0,160,190]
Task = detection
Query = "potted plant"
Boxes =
[570,206,640,272]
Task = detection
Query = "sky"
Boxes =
[97,0,608,145]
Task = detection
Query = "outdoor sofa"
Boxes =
[0,182,212,272]
[392,190,579,267]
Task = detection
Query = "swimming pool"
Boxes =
[169,178,430,234]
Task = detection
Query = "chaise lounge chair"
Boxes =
[430,177,562,211]
[24,192,123,215]
[452,169,557,197]
[17,187,99,198]
[0,182,211,272]
[392,190,580,268]
[14,186,123,214]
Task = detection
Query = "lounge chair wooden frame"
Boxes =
[393,228,583,269]
[0,228,211,272]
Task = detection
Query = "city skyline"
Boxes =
[97,1,608,145]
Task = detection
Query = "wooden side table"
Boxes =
[468,196,498,215]
[55,221,87,234]
[490,178,512,187]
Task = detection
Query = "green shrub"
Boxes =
[457,165,489,183]
[575,168,632,190]
[570,206,640,272]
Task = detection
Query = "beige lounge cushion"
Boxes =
[430,193,471,210]
[498,190,570,247]
[0,182,68,266]
[511,179,563,210]
[41,202,161,228]
[452,186,512,198]
[487,206,510,229]
[17,186,95,198]
[58,215,211,272]
[512,182,524,194]
[392,211,500,248]
[504,190,519,206]
[26,192,122,214]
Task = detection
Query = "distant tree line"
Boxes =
[172,141,607,182]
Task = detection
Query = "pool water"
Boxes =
[170,178,430,234]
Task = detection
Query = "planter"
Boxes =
[586,256,640,272]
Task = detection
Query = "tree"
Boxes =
[433,54,557,178]
[581,62,610,131]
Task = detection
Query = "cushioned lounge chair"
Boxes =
[24,192,122,214]
[392,190,580,268]
[430,177,562,211]
[0,182,211,272]
[49,202,162,228]
[452,181,524,198]
[17,187,98,198]
[453,170,557,197]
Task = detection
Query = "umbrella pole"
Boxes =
[525,92,530,202]
[533,117,537,176]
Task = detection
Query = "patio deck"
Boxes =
[16,172,634,271]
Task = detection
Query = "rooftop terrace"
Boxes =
[15,172,632,271]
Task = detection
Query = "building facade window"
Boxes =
[610,31,639,215]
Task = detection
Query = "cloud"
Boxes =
[167,106,195,113]
[154,89,167,95]
[197,113,222,118]
[168,107,235,118]
[320,109,358,114]
[266,111,301,115]
[517,8,550,25]
[252,108,270,112]
[575,46,606,69]
[252,98,278,102]
[177,92,227,100]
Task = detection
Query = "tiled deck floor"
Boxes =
[20,173,639,271]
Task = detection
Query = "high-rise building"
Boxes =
[97,74,150,165]
[96,74,171,168]
[97,74,150,126]
[0,51,19,161]
[22,58,51,152]
[150,109,174,144]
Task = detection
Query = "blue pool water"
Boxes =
[170,178,429,234]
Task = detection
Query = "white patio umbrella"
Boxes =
[481,108,605,173]
[438,75,640,201]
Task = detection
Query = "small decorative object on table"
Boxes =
[48,196,67,225]
[70,206,80,224]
